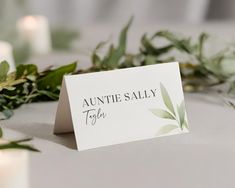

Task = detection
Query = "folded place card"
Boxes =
[54,62,189,150]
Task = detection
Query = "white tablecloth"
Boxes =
[2,23,235,188]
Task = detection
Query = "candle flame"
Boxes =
[21,16,39,30]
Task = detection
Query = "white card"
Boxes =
[54,62,189,150]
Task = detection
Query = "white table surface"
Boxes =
[2,23,235,188]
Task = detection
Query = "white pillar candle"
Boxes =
[0,41,16,73]
[0,150,29,188]
[17,15,52,55]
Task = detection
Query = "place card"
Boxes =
[54,62,189,150]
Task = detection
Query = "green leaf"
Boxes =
[37,90,59,100]
[140,34,157,54]
[16,64,38,79]
[157,124,178,135]
[0,73,26,91]
[177,101,186,129]
[0,138,40,152]
[182,118,188,129]
[91,39,111,68]
[198,32,209,59]
[92,53,102,67]
[204,56,224,77]
[145,55,156,65]
[95,41,109,51]
[102,17,133,69]
[119,54,135,68]
[1,109,14,120]
[37,62,77,91]
[160,83,175,115]
[154,31,192,53]
[0,61,10,82]
[140,34,173,56]
[150,108,175,119]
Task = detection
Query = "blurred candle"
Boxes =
[0,149,29,188]
[17,15,52,55]
[0,41,16,73]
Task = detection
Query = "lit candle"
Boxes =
[0,149,29,188]
[0,41,16,73]
[17,15,52,55]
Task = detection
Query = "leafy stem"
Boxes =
[0,138,40,152]
[0,61,76,151]
[0,61,77,120]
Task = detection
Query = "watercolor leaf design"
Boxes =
[157,124,178,134]
[149,109,175,120]
[160,83,175,116]
[177,101,186,130]
[150,83,188,135]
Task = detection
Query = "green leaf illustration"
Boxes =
[0,61,9,82]
[182,118,188,129]
[150,108,175,119]
[160,83,175,115]
[157,124,178,135]
[177,101,186,129]
[151,84,189,133]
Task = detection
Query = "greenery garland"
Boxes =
[1,17,235,150]
[80,18,235,95]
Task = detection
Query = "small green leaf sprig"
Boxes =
[0,60,76,151]
[150,83,188,135]
[0,61,77,120]
[0,138,39,152]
